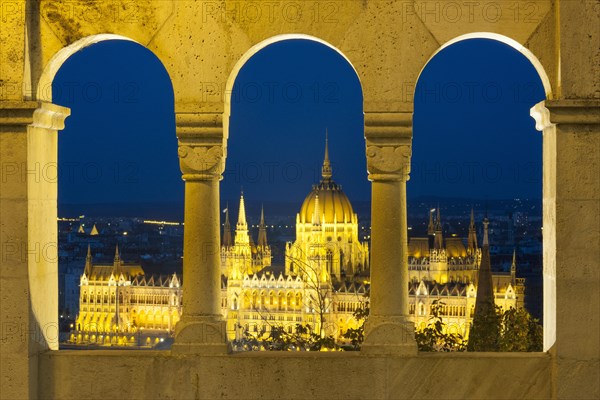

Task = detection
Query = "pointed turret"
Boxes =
[510,248,517,284]
[467,208,478,255]
[257,205,268,248]
[468,217,499,351]
[234,192,250,245]
[427,209,435,235]
[112,243,122,277]
[237,192,247,230]
[434,207,444,250]
[222,204,233,247]
[90,224,99,236]
[84,244,92,276]
[321,129,332,180]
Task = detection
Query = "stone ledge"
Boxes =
[39,350,554,400]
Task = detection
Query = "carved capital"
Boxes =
[177,144,224,180]
[366,144,412,181]
[176,113,225,181]
[364,112,413,181]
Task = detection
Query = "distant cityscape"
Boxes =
[58,196,543,337]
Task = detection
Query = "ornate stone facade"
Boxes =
[72,246,182,346]
[1,1,598,398]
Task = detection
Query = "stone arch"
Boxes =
[414,32,555,351]
[223,33,363,145]
[416,32,552,98]
[37,34,144,102]
[24,34,175,350]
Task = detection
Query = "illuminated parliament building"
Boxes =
[71,139,523,346]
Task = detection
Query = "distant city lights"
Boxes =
[143,220,183,226]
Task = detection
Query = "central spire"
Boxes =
[321,129,332,180]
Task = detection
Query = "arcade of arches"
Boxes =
[1,1,598,399]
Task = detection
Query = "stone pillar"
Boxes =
[361,112,417,355]
[532,100,600,399]
[1,101,70,399]
[172,113,228,354]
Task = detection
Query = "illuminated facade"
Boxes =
[407,209,524,338]
[221,138,370,343]
[72,245,182,346]
[71,140,523,347]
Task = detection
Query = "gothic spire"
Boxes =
[467,208,478,255]
[257,205,268,248]
[427,209,435,235]
[321,129,332,180]
[84,244,92,276]
[234,192,250,245]
[222,203,233,247]
[510,248,517,283]
[237,191,248,230]
[112,243,121,277]
[468,216,499,351]
[433,207,444,250]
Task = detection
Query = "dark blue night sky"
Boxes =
[54,37,545,215]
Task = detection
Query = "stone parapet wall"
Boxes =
[39,351,553,400]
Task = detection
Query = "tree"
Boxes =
[341,300,369,351]
[414,300,467,352]
[230,247,339,351]
[467,299,501,352]
[233,323,337,351]
[339,299,541,353]
[285,245,336,340]
[498,307,543,352]
[468,305,543,352]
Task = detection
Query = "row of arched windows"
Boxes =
[234,290,305,311]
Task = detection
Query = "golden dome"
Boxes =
[299,180,354,224]
[298,132,354,224]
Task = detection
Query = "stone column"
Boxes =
[532,100,600,399]
[1,101,70,399]
[361,112,417,355]
[172,112,229,354]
